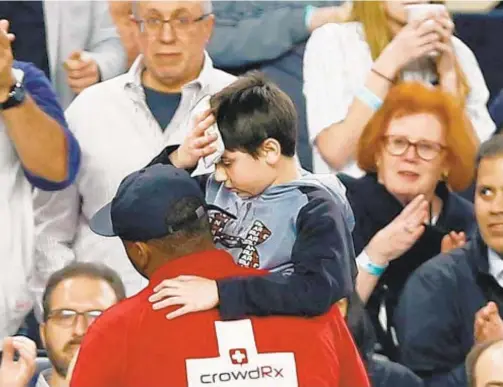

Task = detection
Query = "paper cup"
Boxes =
[406,3,447,57]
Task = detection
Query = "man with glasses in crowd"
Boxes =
[32,0,236,304]
[36,262,125,387]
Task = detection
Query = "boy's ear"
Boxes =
[260,138,281,165]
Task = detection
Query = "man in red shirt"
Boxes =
[70,164,369,387]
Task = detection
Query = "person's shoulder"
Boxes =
[451,35,481,73]
[451,35,476,58]
[309,21,363,43]
[66,73,129,113]
[295,183,338,209]
[295,182,350,226]
[87,294,142,336]
[206,66,237,92]
[411,242,475,286]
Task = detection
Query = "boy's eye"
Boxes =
[479,186,494,199]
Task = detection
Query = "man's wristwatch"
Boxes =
[0,69,26,110]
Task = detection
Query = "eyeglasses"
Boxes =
[136,14,210,34]
[46,309,104,327]
[383,135,446,161]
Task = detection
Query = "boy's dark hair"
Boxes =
[476,134,503,173]
[210,71,297,157]
[42,262,126,321]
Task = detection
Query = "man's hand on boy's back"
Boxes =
[170,110,219,169]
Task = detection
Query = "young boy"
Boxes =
[147,72,356,320]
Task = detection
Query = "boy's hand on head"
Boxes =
[170,110,219,169]
[149,275,219,319]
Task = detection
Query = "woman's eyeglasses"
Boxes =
[383,135,446,161]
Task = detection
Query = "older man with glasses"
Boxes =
[36,262,125,387]
[32,1,236,308]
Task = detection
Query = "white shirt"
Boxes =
[0,121,35,340]
[35,369,51,387]
[488,248,503,288]
[32,54,236,308]
[303,22,496,175]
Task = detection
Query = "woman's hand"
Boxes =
[433,12,459,95]
[365,195,429,265]
[375,17,444,79]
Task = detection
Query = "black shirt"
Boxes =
[0,1,51,80]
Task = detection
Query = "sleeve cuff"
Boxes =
[23,129,81,191]
[217,278,248,321]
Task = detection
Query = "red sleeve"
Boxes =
[70,321,123,387]
[330,307,371,387]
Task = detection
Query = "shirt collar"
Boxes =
[124,51,215,94]
[36,369,52,387]
[488,248,503,282]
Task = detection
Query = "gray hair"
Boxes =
[131,1,212,18]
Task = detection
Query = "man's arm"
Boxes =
[85,1,127,81]
[394,258,468,387]
[217,190,356,319]
[209,1,345,69]
[4,61,81,189]
[31,185,80,321]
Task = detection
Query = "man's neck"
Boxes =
[146,241,217,278]
[270,157,301,186]
[48,368,66,387]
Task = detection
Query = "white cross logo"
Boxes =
[230,349,247,364]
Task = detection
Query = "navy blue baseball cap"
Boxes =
[90,164,206,241]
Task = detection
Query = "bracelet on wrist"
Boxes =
[371,67,394,84]
[356,86,383,112]
[356,250,388,277]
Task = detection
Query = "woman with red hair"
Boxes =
[340,82,479,359]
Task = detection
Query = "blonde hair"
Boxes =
[347,1,470,102]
